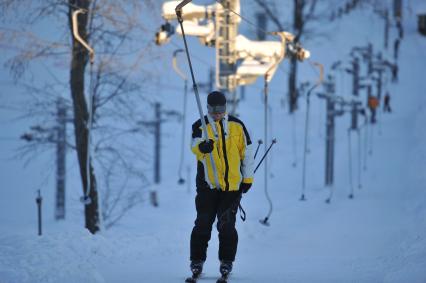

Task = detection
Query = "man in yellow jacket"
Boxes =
[189,91,254,277]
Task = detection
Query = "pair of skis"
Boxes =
[185,273,230,283]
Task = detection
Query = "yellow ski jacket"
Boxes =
[191,114,254,191]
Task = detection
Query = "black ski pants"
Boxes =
[190,185,241,262]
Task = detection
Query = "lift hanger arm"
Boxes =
[72,9,95,64]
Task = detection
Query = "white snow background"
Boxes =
[1,1,426,283]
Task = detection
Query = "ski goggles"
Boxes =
[207,104,226,114]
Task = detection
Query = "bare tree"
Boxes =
[64,0,97,233]
[1,0,160,233]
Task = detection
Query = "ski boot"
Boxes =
[185,260,204,282]
[219,260,233,276]
[190,260,204,276]
[216,260,233,283]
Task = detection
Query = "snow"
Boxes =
[1,1,426,283]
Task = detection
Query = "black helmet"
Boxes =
[207,91,226,114]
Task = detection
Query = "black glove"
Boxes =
[239,182,252,193]
[198,139,214,154]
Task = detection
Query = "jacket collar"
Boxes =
[207,113,228,140]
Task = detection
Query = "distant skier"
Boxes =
[187,91,254,281]
[384,92,392,113]
[396,18,404,39]
[368,95,379,123]
[392,64,399,83]
[393,38,400,60]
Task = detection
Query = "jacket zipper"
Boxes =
[219,120,229,191]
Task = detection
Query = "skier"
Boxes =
[392,64,399,83]
[384,92,392,113]
[368,94,379,123]
[396,18,404,39]
[188,91,254,282]
[393,38,400,60]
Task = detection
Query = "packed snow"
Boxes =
[1,1,425,283]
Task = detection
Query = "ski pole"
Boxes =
[253,139,263,159]
[254,139,277,174]
[218,138,278,230]
[175,1,221,190]
[220,138,277,225]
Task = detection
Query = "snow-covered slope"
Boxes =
[1,2,425,283]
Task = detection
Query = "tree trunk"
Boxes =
[68,0,100,234]
[288,56,298,113]
[288,0,304,113]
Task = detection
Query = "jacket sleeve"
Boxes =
[240,124,254,184]
[191,119,204,158]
